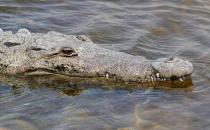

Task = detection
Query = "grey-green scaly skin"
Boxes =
[0,28,193,82]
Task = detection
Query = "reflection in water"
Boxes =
[0,74,194,96]
[0,74,194,130]
[0,0,210,129]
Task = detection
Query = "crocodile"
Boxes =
[0,28,193,82]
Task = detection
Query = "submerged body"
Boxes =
[0,28,193,82]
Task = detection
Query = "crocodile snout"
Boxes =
[151,57,193,80]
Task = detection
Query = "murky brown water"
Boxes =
[0,0,210,130]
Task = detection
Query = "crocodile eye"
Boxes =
[4,42,21,47]
[60,47,78,57]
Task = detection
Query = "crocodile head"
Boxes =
[0,28,194,84]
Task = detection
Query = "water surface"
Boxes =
[0,0,210,130]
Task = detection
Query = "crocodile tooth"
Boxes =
[105,73,109,79]
[179,78,184,82]
[151,76,154,82]
[156,73,160,78]
[163,78,166,81]
[145,78,148,82]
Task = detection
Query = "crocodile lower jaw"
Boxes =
[23,69,191,83]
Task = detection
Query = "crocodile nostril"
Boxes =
[169,57,174,61]
[61,48,75,55]
[4,42,21,47]
[76,35,86,41]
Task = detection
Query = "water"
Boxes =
[0,0,210,129]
